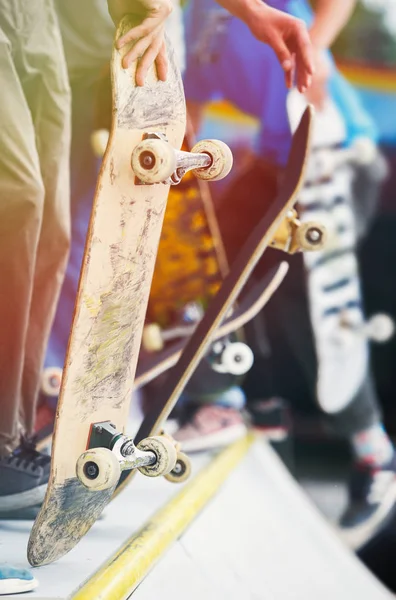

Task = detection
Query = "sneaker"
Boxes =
[174,405,247,453]
[248,398,291,441]
[339,454,396,550]
[0,436,50,512]
[0,565,38,595]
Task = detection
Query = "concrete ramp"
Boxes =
[134,440,391,600]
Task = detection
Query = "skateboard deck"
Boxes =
[27,18,188,567]
[287,90,393,414]
[28,15,235,566]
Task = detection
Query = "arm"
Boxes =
[305,0,357,108]
[309,0,357,50]
[215,0,314,92]
[107,0,173,86]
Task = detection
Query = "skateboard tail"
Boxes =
[27,480,115,566]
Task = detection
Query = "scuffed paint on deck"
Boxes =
[27,14,186,567]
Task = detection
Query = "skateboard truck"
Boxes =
[75,421,191,491]
[131,132,233,185]
[270,209,327,254]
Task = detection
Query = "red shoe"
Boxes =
[174,405,247,453]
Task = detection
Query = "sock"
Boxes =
[351,423,394,467]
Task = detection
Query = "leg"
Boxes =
[0,21,45,455]
[8,0,71,434]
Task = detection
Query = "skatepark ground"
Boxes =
[0,414,393,600]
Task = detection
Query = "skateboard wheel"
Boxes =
[221,342,254,376]
[142,323,164,352]
[137,435,177,477]
[164,451,191,484]
[191,139,233,181]
[41,367,63,397]
[91,129,110,158]
[296,221,327,252]
[76,448,121,491]
[131,138,176,183]
[352,137,377,166]
[366,314,395,343]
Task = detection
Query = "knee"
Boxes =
[11,176,45,223]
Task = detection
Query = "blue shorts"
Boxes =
[184,0,377,165]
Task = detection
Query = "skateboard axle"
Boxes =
[113,436,157,472]
[133,132,232,185]
[172,149,212,183]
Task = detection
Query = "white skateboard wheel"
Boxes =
[91,129,110,157]
[297,221,327,252]
[131,138,176,183]
[164,451,191,483]
[142,323,164,352]
[137,435,177,477]
[352,137,377,166]
[191,139,233,181]
[76,448,121,491]
[366,314,395,343]
[41,367,62,397]
[220,342,254,376]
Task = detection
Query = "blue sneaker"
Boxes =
[0,565,38,595]
[340,454,396,550]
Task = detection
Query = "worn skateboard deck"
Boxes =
[28,17,186,567]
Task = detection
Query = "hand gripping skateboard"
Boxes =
[27,17,233,567]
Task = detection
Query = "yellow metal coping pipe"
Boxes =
[72,433,255,600]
